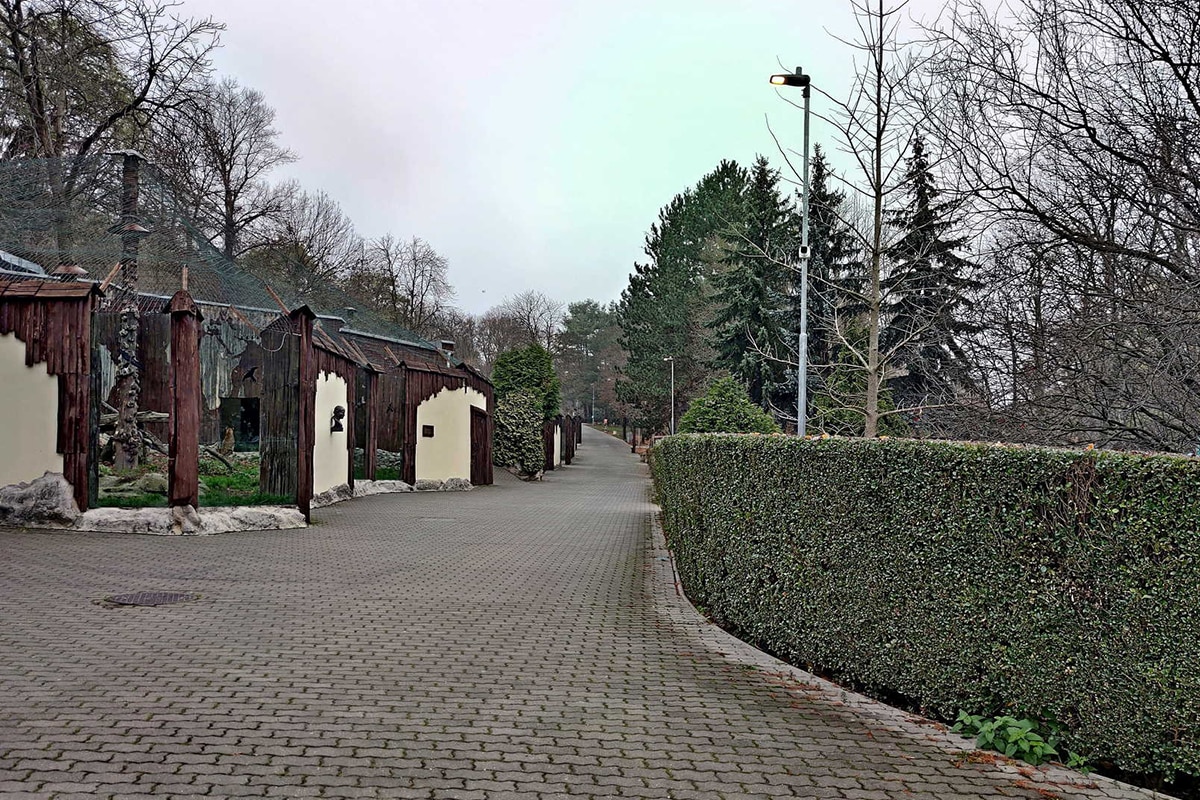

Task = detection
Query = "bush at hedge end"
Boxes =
[677,376,780,435]
[651,434,1200,781]
[493,390,544,477]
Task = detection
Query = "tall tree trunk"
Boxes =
[863,0,886,439]
[223,189,237,260]
[113,153,144,471]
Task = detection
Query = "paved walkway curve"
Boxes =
[0,431,1167,800]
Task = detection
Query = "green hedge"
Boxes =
[652,434,1200,781]
[493,390,544,477]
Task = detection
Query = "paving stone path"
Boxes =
[0,431,1168,799]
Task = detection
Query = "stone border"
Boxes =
[313,478,474,509]
[6,504,306,536]
[646,508,1172,800]
[2,472,480,535]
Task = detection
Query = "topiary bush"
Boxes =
[678,376,780,434]
[491,343,561,421]
[652,434,1200,784]
[492,390,544,477]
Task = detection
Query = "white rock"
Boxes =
[0,472,81,527]
[353,480,413,497]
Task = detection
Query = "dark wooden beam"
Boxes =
[167,291,202,508]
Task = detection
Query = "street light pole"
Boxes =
[663,356,676,435]
[591,383,596,425]
[771,66,812,437]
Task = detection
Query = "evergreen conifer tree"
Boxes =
[711,155,791,410]
[883,134,980,410]
[618,160,746,431]
[797,146,859,406]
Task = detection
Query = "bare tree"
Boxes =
[788,0,932,436]
[474,305,533,375]
[0,0,221,258]
[246,185,362,294]
[497,290,564,352]
[146,76,294,259]
[433,307,481,368]
[346,235,455,339]
[921,0,1200,451]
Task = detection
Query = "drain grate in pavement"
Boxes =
[101,591,200,607]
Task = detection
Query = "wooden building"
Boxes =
[0,280,99,511]
[0,275,494,525]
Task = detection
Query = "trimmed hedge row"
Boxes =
[493,391,544,476]
[651,434,1200,780]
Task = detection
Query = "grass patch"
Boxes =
[97,454,297,509]
[199,455,292,507]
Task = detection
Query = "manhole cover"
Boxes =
[102,591,200,607]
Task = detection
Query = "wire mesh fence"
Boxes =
[0,156,374,508]
[0,153,486,510]
[0,154,438,345]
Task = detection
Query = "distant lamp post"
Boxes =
[770,66,812,437]
[663,356,676,435]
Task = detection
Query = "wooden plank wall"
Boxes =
[366,370,380,479]
[295,310,315,521]
[377,372,406,453]
[543,418,557,473]
[139,314,171,442]
[259,317,299,501]
[562,416,577,465]
[0,293,95,510]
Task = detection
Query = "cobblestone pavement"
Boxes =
[0,431,1169,799]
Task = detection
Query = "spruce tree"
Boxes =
[775,146,860,425]
[618,160,747,432]
[883,134,979,411]
[799,146,859,391]
[711,155,791,410]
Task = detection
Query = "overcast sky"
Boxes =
[181,0,894,316]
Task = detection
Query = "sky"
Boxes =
[180,0,893,316]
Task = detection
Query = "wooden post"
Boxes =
[167,291,201,508]
[293,307,316,522]
[543,419,556,472]
[112,151,146,471]
[345,369,356,493]
[365,369,378,480]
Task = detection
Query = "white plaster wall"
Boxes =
[416,386,487,482]
[313,371,350,495]
[553,422,563,467]
[0,332,63,488]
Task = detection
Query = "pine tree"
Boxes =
[797,146,859,402]
[883,134,979,411]
[711,155,791,410]
[618,160,747,431]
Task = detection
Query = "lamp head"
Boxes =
[770,68,811,88]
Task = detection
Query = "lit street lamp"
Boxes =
[663,356,676,435]
[770,66,812,437]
